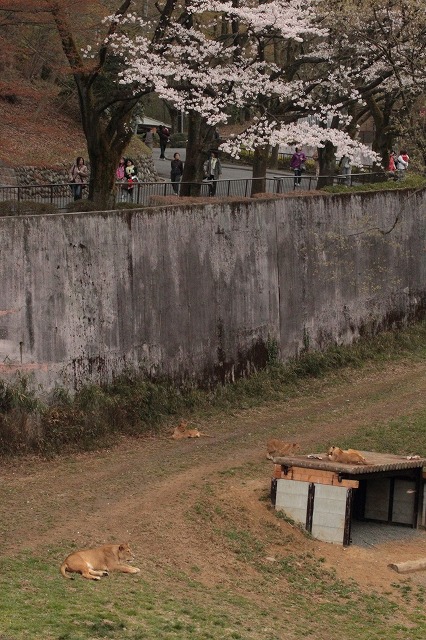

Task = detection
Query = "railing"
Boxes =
[0,183,72,209]
[122,177,275,204]
[0,172,386,211]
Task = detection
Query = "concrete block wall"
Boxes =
[311,484,348,544]
[0,189,425,393]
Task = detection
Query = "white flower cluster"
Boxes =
[96,0,422,161]
[221,117,380,164]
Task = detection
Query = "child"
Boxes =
[124,158,138,201]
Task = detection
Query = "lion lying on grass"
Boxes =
[171,420,212,439]
[60,543,140,580]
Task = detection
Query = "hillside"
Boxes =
[1,356,425,640]
[0,79,87,167]
[0,80,147,168]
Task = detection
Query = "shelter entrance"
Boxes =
[271,452,426,545]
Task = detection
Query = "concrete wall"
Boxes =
[276,479,310,526]
[0,189,425,392]
[311,484,348,544]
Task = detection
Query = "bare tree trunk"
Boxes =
[180,112,215,196]
[74,86,136,209]
[316,140,337,188]
[251,145,269,195]
[50,0,156,209]
[269,144,279,169]
[367,94,398,168]
[86,132,119,210]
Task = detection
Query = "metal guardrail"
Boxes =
[0,183,72,209]
[0,173,386,211]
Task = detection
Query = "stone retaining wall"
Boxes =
[1,153,159,187]
[0,190,424,393]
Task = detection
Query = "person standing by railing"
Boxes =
[170,152,184,195]
[387,151,397,180]
[124,158,138,201]
[68,157,88,200]
[115,157,126,201]
[204,151,222,196]
[290,147,306,187]
[396,151,408,180]
[338,155,351,186]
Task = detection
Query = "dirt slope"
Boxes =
[0,83,87,167]
[1,359,425,597]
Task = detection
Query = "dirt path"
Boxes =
[1,360,425,593]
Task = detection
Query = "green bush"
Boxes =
[65,199,100,213]
[66,199,144,213]
[169,132,187,148]
[276,155,291,170]
[322,173,426,194]
[114,202,144,210]
[0,200,58,216]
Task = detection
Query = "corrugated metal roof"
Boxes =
[272,451,426,475]
[135,117,172,129]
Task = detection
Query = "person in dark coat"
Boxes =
[158,125,170,159]
[170,152,184,194]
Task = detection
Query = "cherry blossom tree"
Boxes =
[9,1,423,202]
[318,0,426,167]
[113,0,380,194]
[0,1,181,207]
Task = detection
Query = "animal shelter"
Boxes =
[270,452,426,545]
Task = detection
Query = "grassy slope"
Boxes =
[0,324,425,640]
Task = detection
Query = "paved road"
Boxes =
[151,147,293,182]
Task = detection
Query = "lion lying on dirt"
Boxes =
[60,543,140,580]
[171,420,212,439]
[327,446,367,465]
[266,439,301,460]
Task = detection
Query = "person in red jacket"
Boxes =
[387,151,397,179]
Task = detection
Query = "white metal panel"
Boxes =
[311,484,348,544]
[275,479,309,525]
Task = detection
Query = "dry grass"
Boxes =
[0,80,86,167]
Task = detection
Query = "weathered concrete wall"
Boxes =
[0,190,425,392]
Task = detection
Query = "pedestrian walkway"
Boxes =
[151,147,293,183]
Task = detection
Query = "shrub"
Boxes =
[66,199,144,213]
[65,199,100,213]
[0,200,58,216]
[276,155,291,171]
[321,173,426,194]
[169,132,187,148]
[114,202,144,210]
